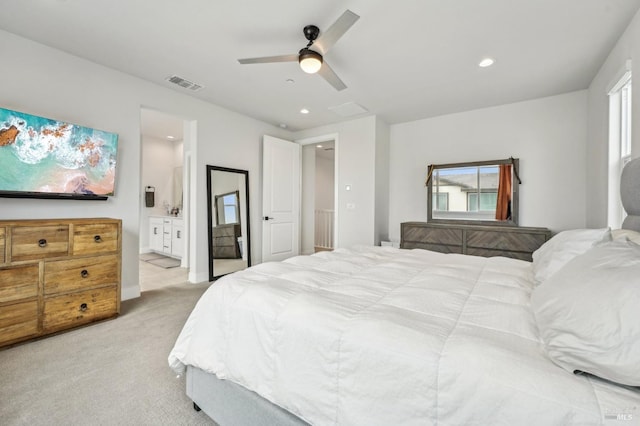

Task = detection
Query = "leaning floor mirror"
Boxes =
[206,165,251,281]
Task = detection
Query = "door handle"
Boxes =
[263,216,274,221]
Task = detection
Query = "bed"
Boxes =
[169,158,640,425]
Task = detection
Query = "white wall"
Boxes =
[586,8,640,228]
[0,29,291,299]
[388,91,588,242]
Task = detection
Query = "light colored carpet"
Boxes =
[0,283,217,426]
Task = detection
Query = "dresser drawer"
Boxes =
[213,226,236,237]
[43,286,118,332]
[0,264,39,303]
[44,254,119,295]
[11,225,69,262]
[402,226,462,246]
[0,300,39,345]
[0,227,5,264]
[466,229,548,252]
[73,223,119,255]
[214,235,237,247]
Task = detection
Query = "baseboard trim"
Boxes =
[121,285,141,301]
[189,271,209,284]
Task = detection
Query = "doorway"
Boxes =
[301,139,336,255]
[139,108,189,291]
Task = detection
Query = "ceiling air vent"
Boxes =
[328,102,368,118]
[165,75,204,91]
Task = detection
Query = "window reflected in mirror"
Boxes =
[427,158,519,225]
[215,191,240,225]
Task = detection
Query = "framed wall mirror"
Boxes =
[427,158,520,226]
[206,165,250,281]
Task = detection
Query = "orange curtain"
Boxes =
[495,164,512,220]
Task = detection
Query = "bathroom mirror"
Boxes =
[206,165,250,281]
[427,158,520,226]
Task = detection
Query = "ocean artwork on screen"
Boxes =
[0,107,118,197]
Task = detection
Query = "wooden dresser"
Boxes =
[212,224,241,259]
[401,222,552,261]
[0,218,121,348]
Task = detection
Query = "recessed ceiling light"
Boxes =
[479,57,495,68]
[316,145,323,148]
[300,108,310,114]
[167,135,175,140]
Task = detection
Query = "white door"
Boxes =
[262,135,300,262]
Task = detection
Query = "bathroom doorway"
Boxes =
[139,108,189,291]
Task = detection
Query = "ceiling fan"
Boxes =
[238,10,360,91]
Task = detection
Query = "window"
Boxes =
[608,67,632,228]
[467,192,498,212]
[215,190,240,225]
[432,193,449,211]
[426,158,519,225]
[222,193,239,223]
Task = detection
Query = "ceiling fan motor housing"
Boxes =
[303,25,320,42]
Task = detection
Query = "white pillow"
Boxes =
[531,239,640,386]
[612,228,640,244]
[531,228,611,284]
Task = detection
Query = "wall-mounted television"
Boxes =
[0,107,118,200]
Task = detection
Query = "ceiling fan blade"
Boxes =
[238,54,298,64]
[314,9,360,55]
[318,62,347,91]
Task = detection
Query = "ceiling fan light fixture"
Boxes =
[299,49,323,74]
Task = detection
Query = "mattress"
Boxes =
[169,246,639,425]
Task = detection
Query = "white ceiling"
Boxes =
[1,0,639,135]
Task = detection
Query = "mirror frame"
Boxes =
[427,158,519,226]
[206,165,251,281]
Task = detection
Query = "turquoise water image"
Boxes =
[0,107,118,195]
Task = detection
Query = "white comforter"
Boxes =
[169,246,640,425]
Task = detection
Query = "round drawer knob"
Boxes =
[79,303,88,312]
[80,269,89,278]
[38,239,47,247]
[94,235,102,243]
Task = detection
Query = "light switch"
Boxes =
[345,184,352,191]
